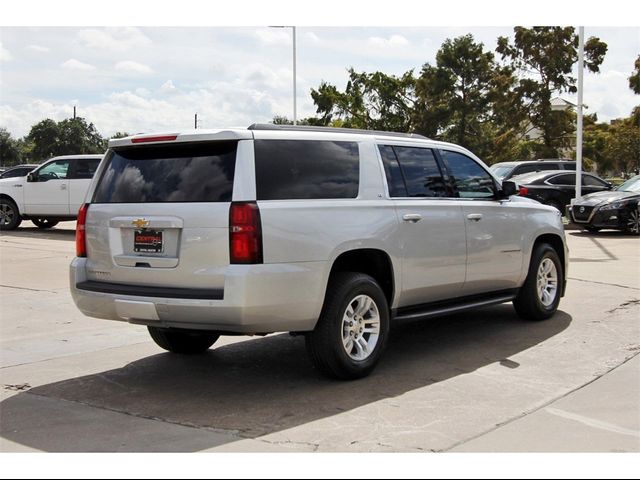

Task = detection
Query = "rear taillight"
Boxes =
[518,186,529,196]
[76,203,89,257]
[229,202,263,264]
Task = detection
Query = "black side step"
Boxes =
[393,290,518,322]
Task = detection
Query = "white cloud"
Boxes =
[115,60,153,75]
[0,42,12,62]
[368,35,410,48]
[77,27,151,52]
[254,28,291,45]
[61,59,96,71]
[160,80,178,94]
[26,45,49,52]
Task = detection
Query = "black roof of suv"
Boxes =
[490,159,576,181]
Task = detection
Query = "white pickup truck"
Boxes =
[0,154,103,230]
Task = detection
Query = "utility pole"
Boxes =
[195,113,198,129]
[292,26,297,125]
[73,106,76,119]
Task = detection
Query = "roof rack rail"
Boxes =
[247,123,429,140]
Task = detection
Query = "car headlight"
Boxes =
[600,200,632,211]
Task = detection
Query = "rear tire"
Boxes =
[148,327,220,354]
[306,272,390,380]
[32,218,59,229]
[513,243,563,321]
[0,198,22,231]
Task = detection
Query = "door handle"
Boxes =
[402,213,422,223]
[466,213,483,222]
[60,184,67,190]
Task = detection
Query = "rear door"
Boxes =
[23,159,70,215]
[84,141,239,290]
[378,144,466,306]
[68,157,102,215]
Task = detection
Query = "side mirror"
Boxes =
[26,172,36,182]
[501,180,518,198]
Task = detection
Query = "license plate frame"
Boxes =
[134,229,164,253]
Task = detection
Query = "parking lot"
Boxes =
[0,222,638,452]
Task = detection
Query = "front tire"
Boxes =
[0,198,22,231]
[32,218,59,229]
[148,327,220,354]
[513,243,563,321]
[306,272,390,380]
[625,208,640,235]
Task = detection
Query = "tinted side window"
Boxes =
[1,167,31,178]
[70,158,101,179]
[255,140,359,200]
[515,164,549,175]
[393,146,447,197]
[583,174,607,187]
[378,145,408,197]
[440,150,495,198]
[562,162,576,170]
[93,141,237,203]
[548,174,575,186]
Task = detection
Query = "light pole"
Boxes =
[270,26,297,125]
[575,26,585,202]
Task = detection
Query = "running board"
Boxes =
[393,290,518,322]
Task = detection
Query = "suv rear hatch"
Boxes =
[83,140,239,292]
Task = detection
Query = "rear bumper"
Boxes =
[70,257,326,333]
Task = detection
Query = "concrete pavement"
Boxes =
[1,222,638,452]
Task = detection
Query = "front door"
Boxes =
[23,159,70,216]
[439,149,525,296]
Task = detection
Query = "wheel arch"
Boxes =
[327,248,396,309]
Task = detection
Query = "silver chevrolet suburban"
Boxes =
[70,124,568,379]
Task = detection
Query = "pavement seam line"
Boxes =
[21,390,248,442]
[0,341,152,370]
[441,351,640,452]
[567,277,640,291]
[544,407,640,438]
[0,284,59,293]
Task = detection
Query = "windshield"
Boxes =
[617,175,640,193]
[490,165,514,180]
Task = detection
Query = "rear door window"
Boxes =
[93,141,237,203]
[547,174,576,186]
[70,158,101,179]
[254,140,359,200]
[379,145,447,197]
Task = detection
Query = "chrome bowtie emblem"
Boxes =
[579,207,585,213]
[132,218,150,229]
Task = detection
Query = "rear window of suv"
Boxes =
[93,141,237,203]
[254,140,359,200]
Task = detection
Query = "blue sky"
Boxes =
[1,25,638,138]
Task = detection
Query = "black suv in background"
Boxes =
[490,159,576,181]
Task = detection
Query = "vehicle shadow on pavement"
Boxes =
[0,305,571,452]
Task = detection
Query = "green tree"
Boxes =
[57,117,106,154]
[415,35,497,156]
[629,55,640,95]
[26,117,106,162]
[496,27,608,157]
[606,116,640,175]
[27,119,60,162]
[109,132,131,139]
[309,68,416,132]
[0,128,22,167]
